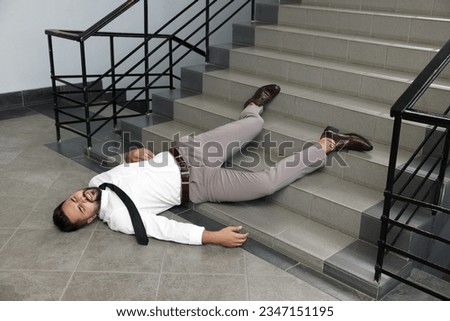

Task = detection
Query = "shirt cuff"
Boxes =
[189,225,205,245]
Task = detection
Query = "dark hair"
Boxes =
[52,201,87,232]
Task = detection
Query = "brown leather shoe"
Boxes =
[321,126,373,152]
[243,84,281,108]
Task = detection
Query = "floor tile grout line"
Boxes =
[0,268,160,274]
[155,242,170,300]
[243,249,251,301]
[0,229,19,254]
[58,229,97,301]
[286,263,342,301]
[0,111,57,254]
[179,211,348,292]
[154,271,248,276]
[285,261,368,301]
[33,270,249,277]
[0,190,48,254]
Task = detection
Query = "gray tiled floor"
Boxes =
[0,104,443,301]
[0,106,340,301]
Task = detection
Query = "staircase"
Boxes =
[116,0,450,298]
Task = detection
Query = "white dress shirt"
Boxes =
[88,151,205,245]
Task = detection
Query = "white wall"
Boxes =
[0,0,249,94]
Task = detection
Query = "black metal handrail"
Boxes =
[375,38,450,300]
[46,0,254,147]
[46,0,141,42]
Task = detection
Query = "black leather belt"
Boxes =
[169,147,190,203]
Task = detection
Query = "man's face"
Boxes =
[62,187,102,225]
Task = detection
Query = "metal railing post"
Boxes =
[47,35,61,143]
[433,128,450,214]
[375,116,403,282]
[169,39,174,89]
[251,0,255,22]
[144,0,150,113]
[205,0,210,63]
[110,36,118,129]
[80,42,92,148]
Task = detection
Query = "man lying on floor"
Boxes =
[53,84,372,248]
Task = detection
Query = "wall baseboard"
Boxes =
[0,86,54,110]
[0,81,105,111]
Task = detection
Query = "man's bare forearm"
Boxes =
[202,226,248,248]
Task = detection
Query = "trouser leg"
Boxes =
[189,143,327,203]
[176,104,264,167]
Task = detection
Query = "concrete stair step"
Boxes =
[84,112,171,167]
[232,21,273,46]
[151,87,200,120]
[254,24,450,81]
[141,118,203,154]
[132,118,415,298]
[226,142,436,249]
[141,118,384,237]
[254,0,280,23]
[128,0,448,298]
[180,64,226,93]
[229,46,450,113]
[119,113,172,143]
[362,200,438,251]
[194,194,410,298]
[143,91,439,236]
[76,0,447,299]
[323,240,411,298]
[195,199,355,271]
[170,90,418,192]
[300,0,450,18]
[278,4,450,46]
[208,43,248,68]
[200,68,429,151]
[382,268,450,300]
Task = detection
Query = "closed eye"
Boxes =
[71,197,84,214]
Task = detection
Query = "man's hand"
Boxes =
[125,148,155,163]
[202,226,249,248]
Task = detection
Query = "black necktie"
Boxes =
[99,182,149,245]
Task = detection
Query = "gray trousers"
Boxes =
[175,105,327,204]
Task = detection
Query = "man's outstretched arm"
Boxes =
[202,226,249,248]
